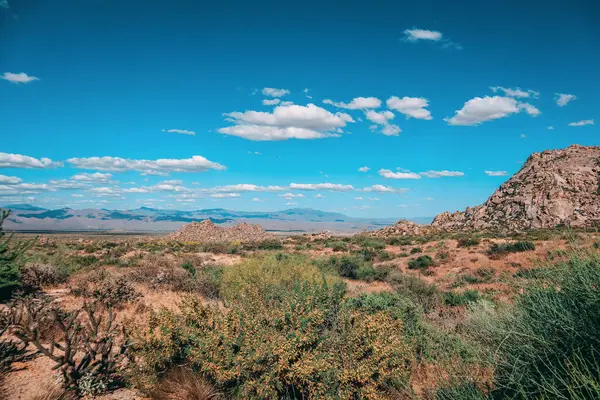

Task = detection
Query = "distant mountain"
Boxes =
[1,204,432,234]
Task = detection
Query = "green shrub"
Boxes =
[134,269,413,399]
[434,381,488,400]
[195,265,223,299]
[407,255,435,270]
[386,271,441,313]
[487,241,535,256]
[180,261,196,277]
[488,254,600,399]
[0,210,32,300]
[353,236,386,250]
[410,247,423,254]
[457,237,481,248]
[327,241,348,252]
[443,290,480,306]
[387,237,413,246]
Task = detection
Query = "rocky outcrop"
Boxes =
[432,145,600,232]
[168,220,273,243]
[367,219,437,238]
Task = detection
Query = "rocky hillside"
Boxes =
[168,220,274,243]
[432,145,600,232]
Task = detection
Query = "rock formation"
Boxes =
[168,220,274,243]
[368,219,437,237]
[432,145,600,232]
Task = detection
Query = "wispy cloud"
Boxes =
[0,152,62,169]
[568,119,594,127]
[290,183,354,191]
[262,87,290,97]
[68,155,225,175]
[445,96,539,126]
[1,72,39,84]
[323,97,381,110]
[490,87,539,98]
[162,129,196,135]
[555,93,576,107]
[403,28,461,49]
[485,170,508,177]
[386,96,432,120]
[378,169,421,179]
[420,170,464,178]
[358,166,370,172]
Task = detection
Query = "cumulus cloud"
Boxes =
[262,99,281,106]
[568,119,594,127]
[386,96,432,120]
[68,155,225,175]
[485,170,508,177]
[211,193,240,198]
[0,174,22,185]
[290,183,354,191]
[279,192,305,199]
[378,169,421,179]
[88,187,123,197]
[1,72,39,84]
[314,194,325,198]
[420,170,464,178]
[445,96,540,126]
[403,29,442,41]
[323,97,381,110]
[262,87,290,97]
[555,93,576,107]
[209,184,286,193]
[365,110,401,136]
[361,185,409,193]
[0,152,62,169]
[48,180,89,190]
[162,129,196,136]
[358,166,370,172]
[490,87,539,98]
[71,172,113,183]
[219,103,354,141]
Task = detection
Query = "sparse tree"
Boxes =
[0,210,30,299]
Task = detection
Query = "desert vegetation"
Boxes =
[1,217,600,399]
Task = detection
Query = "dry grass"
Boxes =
[150,368,223,400]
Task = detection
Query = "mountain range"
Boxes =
[1,204,431,234]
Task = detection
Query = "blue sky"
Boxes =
[1,0,598,218]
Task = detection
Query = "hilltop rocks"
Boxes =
[168,220,273,243]
[367,219,437,238]
[432,145,600,232]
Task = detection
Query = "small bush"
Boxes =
[150,367,223,400]
[387,237,413,246]
[487,241,535,256]
[410,247,423,254]
[20,263,68,292]
[457,237,481,248]
[328,241,348,252]
[475,267,495,280]
[444,290,480,306]
[181,261,196,277]
[407,255,435,270]
[195,265,223,299]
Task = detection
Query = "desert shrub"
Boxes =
[181,261,196,277]
[475,267,495,280]
[377,250,395,261]
[487,241,535,256]
[593,241,600,249]
[353,247,378,261]
[433,381,488,400]
[200,242,241,254]
[0,210,32,300]
[387,237,413,246]
[195,265,223,300]
[487,254,600,399]
[328,241,348,252]
[457,237,481,248]
[3,295,128,395]
[150,367,223,400]
[443,290,480,306]
[92,277,139,308]
[355,263,392,282]
[248,239,283,251]
[130,254,198,292]
[353,236,387,250]
[318,255,372,280]
[407,255,435,270]
[20,263,68,292]
[134,281,413,399]
[410,247,423,254]
[386,271,441,313]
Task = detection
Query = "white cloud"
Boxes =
[404,29,442,41]
[290,183,354,191]
[485,170,508,177]
[68,155,225,175]
[378,168,421,180]
[279,192,305,199]
[420,170,464,178]
[1,72,39,84]
[361,185,409,193]
[220,103,354,141]
[280,101,294,106]
[163,129,196,136]
[568,119,594,127]
[354,197,364,200]
[252,197,265,202]
[365,110,401,136]
[323,97,381,110]
[555,93,576,107]
[548,126,554,130]
[445,96,539,126]
[262,87,290,97]
[88,187,123,197]
[262,99,281,106]
[386,96,432,120]
[285,202,298,206]
[0,153,62,169]
[210,184,285,193]
[314,194,325,198]
[161,180,184,185]
[358,166,370,172]
[48,180,88,190]
[210,193,240,198]
[520,133,527,139]
[0,174,22,185]
[71,172,113,183]
[71,194,84,198]
[490,87,539,98]
[368,197,380,201]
